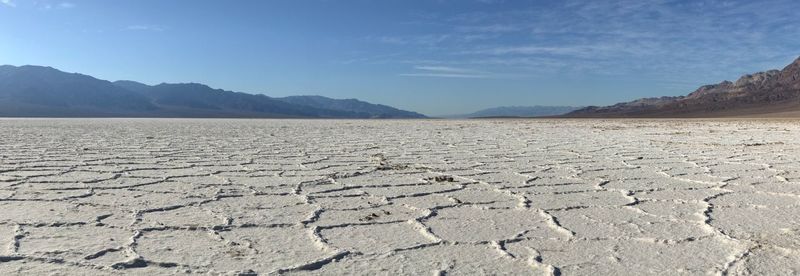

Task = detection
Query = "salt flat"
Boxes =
[0,119,799,275]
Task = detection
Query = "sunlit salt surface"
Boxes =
[1,119,798,275]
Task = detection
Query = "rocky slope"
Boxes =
[566,57,800,117]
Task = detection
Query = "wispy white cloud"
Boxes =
[401,65,494,78]
[398,73,490,79]
[464,45,606,57]
[362,0,800,83]
[41,2,75,9]
[126,25,165,32]
[370,34,452,46]
[369,32,495,47]
[1,0,16,7]
[455,24,520,33]
[413,66,483,74]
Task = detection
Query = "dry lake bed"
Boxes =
[0,119,799,275]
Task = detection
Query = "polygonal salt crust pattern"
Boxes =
[0,119,798,274]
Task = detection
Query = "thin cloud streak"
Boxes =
[401,65,495,78]
[43,2,76,9]
[414,66,484,74]
[126,25,165,32]
[398,73,491,79]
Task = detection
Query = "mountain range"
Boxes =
[0,65,427,118]
[566,57,800,118]
[446,106,581,118]
[5,57,800,119]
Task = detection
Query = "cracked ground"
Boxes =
[1,119,799,275]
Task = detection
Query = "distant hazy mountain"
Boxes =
[276,95,426,118]
[566,56,800,118]
[0,65,157,117]
[0,65,427,118]
[448,106,581,118]
[114,81,357,118]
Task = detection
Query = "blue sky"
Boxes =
[1,0,799,115]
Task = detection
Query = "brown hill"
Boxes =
[566,57,800,118]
